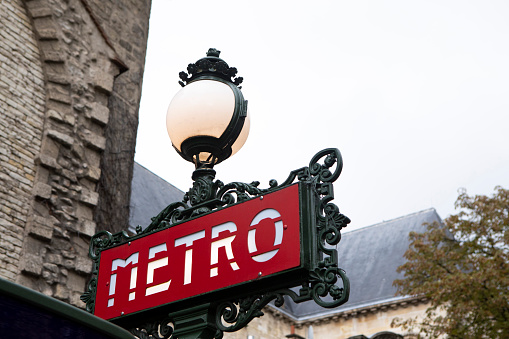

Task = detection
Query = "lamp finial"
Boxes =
[207,48,221,57]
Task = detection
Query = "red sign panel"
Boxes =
[95,184,301,320]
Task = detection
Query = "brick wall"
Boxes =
[0,0,46,281]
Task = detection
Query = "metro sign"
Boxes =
[94,183,309,320]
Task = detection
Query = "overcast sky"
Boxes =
[134,0,509,231]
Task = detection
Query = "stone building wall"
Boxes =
[223,311,293,339]
[85,0,152,235]
[289,303,427,339]
[0,0,151,308]
[0,0,47,281]
[222,301,427,339]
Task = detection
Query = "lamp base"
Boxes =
[187,168,218,208]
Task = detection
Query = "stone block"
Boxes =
[47,109,75,125]
[0,239,15,253]
[46,252,63,266]
[61,169,78,182]
[43,262,59,273]
[47,83,71,105]
[42,50,64,63]
[62,251,76,260]
[70,291,85,308]
[75,257,92,275]
[93,71,114,94]
[76,202,93,220]
[47,129,74,147]
[33,182,52,199]
[84,148,101,168]
[27,215,55,241]
[21,253,43,276]
[54,284,70,301]
[33,16,58,38]
[46,72,70,85]
[42,263,60,284]
[86,166,101,182]
[81,129,106,151]
[40,135,60,159]
[37,28,58,40]
[80,189,99,207]
[63,258,75,270]
[89,102,109,125]
[36,153,59,170]
[77,220,96,237]
[26,2,52,19]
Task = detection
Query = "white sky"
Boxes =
[134,0,509,232]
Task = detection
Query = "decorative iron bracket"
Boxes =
[82,148,350,339]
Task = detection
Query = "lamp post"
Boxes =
[82,49,351,339]
[166,48,251,216]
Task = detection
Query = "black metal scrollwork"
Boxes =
[178,48,243,88]
[81,148,349,339]
[129,317,173,339]
[216,292,286,333]
[81,230,131,312]
[215,148,350,333]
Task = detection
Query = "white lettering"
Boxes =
[149,243,167,259]
[248,209,283,262]
[175,231,206,285]
[108,252,139,307]
[145,243,171,296]
[210,222,239,277]
[147,257,168,284]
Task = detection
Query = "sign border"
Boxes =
[96,183,310,322]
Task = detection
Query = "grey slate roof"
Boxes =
[278,208,442,320]
[128,164,441,320]
[129,162,185,233]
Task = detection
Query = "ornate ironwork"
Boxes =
[80,230,131,313]
[178,48,243,88]
[129,317,173,339]
[82,148,350,339]
[215,148,350,333]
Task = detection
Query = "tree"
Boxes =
[392,186,509,338]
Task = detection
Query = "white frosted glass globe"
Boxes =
[231,109,250,155]
[166,79,250,163]
[192,110,250,164]
[166,80,235,151]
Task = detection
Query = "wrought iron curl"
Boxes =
[216,292,285,333]
[142,201,188,234]
[84,230,131,313]
[130,317,174,339]
[80,277,97,313]
[216,181,268,204]
[216,300,238,326]
[308,148,343,183]
[321,204,342,245]
[308,267,349,308]
[89,230,114,260]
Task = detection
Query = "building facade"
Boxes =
[0,0,151,306]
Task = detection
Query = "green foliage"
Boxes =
[392,186,509,338]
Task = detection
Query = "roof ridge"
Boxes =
[343,208,438,234]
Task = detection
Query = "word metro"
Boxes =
[94,184,302,320]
